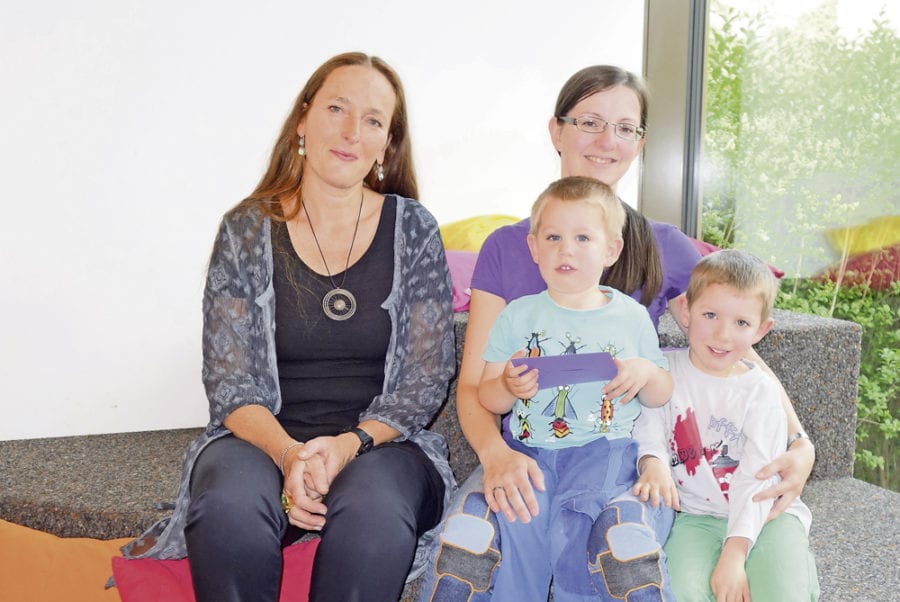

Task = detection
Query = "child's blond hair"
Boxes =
[529,176,626,242]
[686,249,779,321]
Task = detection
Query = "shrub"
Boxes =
[775,280,899,489]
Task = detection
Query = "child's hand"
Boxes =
[710,539,751,601]
[633,456,680,510]
[602,357,655,404]
[503,349,539,400]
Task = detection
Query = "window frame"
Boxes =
[641,0,708,238]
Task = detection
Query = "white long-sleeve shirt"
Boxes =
[636,349,811,547]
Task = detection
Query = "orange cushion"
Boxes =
[0,519,129,602]
[0,518,320,602]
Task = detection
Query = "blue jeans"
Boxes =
[418,441,675,602]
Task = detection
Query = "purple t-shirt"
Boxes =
[470,217,701,328]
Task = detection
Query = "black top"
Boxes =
[272,197,396,442]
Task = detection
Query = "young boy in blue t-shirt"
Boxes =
[478,176,674,600]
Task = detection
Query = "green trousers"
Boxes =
[663,512,820,601]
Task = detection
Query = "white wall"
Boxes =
[0,1,644,440]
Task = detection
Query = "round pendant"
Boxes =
[322,288,356,321]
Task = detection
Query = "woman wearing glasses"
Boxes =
[419,65,815,601]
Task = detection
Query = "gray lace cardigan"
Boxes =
[122,195,457,579]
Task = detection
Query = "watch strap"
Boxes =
[348,427,374,456]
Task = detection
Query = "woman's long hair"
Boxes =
[553,65,662,306]
[243,51,418,221]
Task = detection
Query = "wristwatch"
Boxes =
[348,427,374,456]
[787,431,810,449]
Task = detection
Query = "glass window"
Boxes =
[701,0,898,279]
[701,0,899,489]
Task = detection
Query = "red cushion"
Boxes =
[112,539,319,602]
[815,243,900,290]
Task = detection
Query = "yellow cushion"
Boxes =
[440,214,521,252]
[0,519,130,602]
[826,215,900,256]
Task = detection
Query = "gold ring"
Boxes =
[281,490,294,514]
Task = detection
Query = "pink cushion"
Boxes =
[446,250,478,312]
[111,539,319,602]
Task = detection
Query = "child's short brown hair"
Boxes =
[686,249,779,321]
[529,176,625,242]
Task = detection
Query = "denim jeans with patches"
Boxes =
[418,440,675,602]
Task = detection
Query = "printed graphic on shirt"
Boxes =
[515,407,533,441]
[516,331,549,440]
[525,331,549,358]
[670,408,740,500]
[671,408,705,476]
[538,333,583,439]
[508,322,633,445]
[543,384,575,438]
[711,446,739,500]
[586,342,621,434]
[594,395,615,434]
[558,332,586,355]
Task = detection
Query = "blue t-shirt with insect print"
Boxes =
[483,288,667,448]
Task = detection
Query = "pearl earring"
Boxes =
[297,135,306,157]
[376,163,384,182]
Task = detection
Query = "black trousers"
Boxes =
[184,435,445,602]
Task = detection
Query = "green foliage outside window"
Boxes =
[777,280,900,490]
[702,1,899,490]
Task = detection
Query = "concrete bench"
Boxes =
[2,310,898,601]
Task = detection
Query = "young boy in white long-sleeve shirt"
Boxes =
[639,249,820,601]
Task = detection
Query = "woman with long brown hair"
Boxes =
[122,51,456,602]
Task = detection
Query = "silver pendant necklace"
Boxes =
[301,191,364,321]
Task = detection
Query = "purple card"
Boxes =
[510,352,618,388]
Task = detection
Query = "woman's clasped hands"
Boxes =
[280,433,362,530]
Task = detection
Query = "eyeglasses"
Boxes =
[557,115,646,141]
